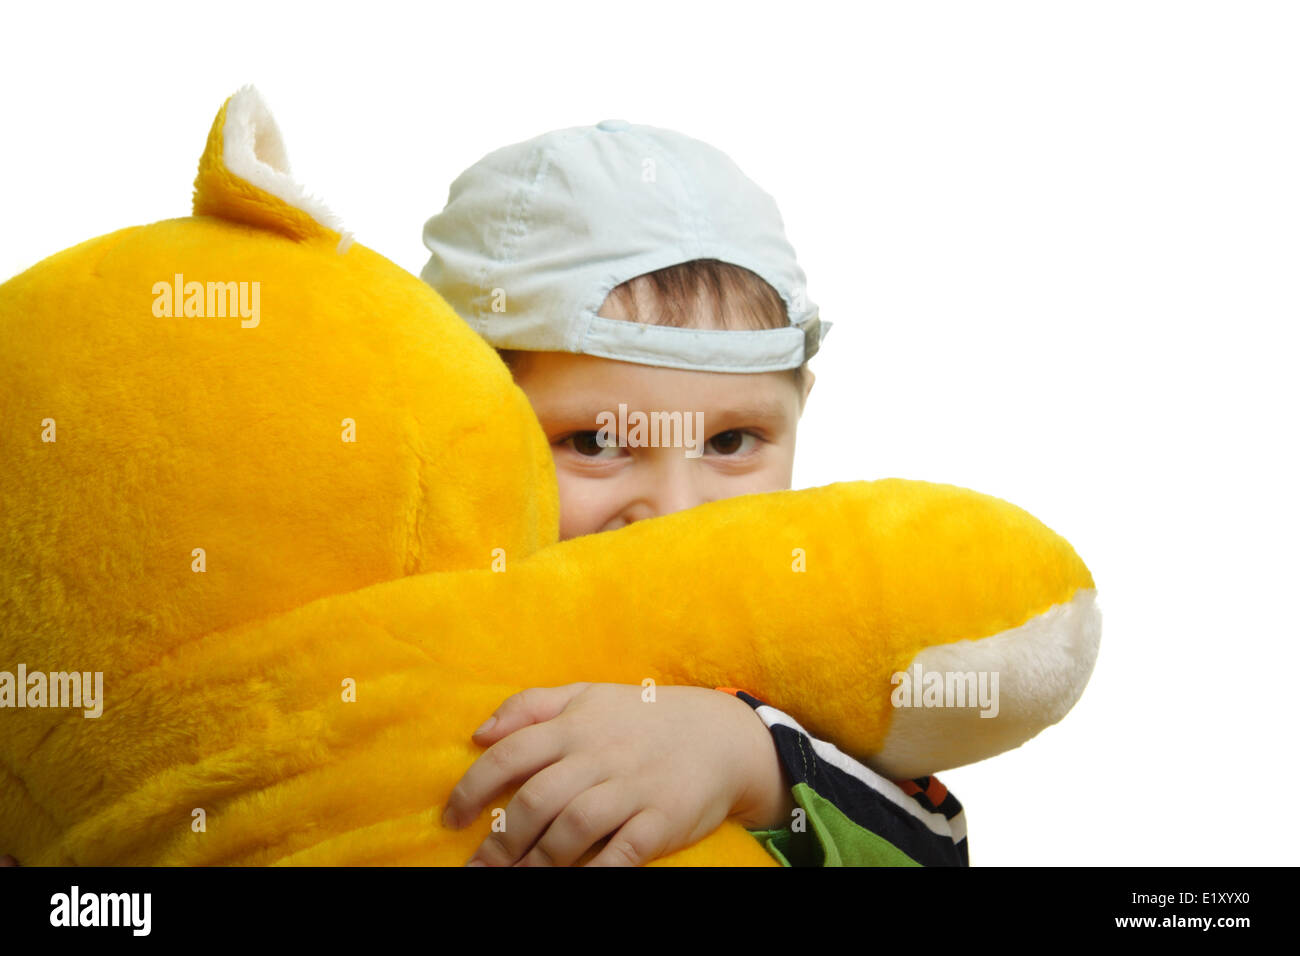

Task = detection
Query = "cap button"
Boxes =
[596,119,630,132]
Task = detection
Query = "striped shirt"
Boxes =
[718,688,969,867]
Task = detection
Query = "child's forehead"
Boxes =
[512,350,798,421]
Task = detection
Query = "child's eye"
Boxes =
[559,431,623,459]
[706,429,761,456]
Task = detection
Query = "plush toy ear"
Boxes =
[192,85,346,242]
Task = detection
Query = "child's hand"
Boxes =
[442,682,793,866]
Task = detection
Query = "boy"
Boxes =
[422,120,968,867]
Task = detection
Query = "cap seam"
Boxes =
[488,140,552,324]
[631,129,706,260]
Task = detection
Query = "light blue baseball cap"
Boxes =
[419,118,829,374]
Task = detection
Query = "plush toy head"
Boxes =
[0,89,1100,865]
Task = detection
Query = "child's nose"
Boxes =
[622,457,713,525]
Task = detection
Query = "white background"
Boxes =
[2,1,1296,865]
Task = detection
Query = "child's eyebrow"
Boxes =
[529,400,613,425]
[710,398,791,424]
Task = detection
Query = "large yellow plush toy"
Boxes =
[0,89,1100,866]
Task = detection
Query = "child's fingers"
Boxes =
[467,757,606,866]
[442,721,563,830]
[583,808,673,868]
[471,682,592,744]
[516,781,635,867]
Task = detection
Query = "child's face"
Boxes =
[510,351,814,540]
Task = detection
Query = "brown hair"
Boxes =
[498,258,807,391]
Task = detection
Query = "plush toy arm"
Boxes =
[440,477,1101,779]
[320,476,1098,788]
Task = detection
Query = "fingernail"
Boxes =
[472,715,497,736]
[465,859,487,867]
[441,807,457,829]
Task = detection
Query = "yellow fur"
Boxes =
[0,90,1096,866]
